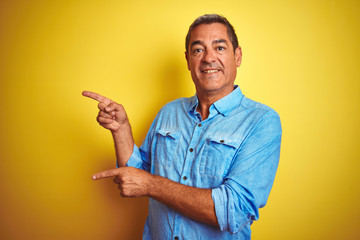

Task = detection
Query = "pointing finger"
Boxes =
[82,91,112,104]
[92,168,121,180]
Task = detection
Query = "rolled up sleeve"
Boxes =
[212,111,282,233]
[124,144,145,169]
[121,111,161,172]
[124,140,153,172]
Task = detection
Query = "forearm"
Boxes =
[112,122,134,167]
[148,175,219,227]
[93,166,219,226]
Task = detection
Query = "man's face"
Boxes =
[186,23,242,98]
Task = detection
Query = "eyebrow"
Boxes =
[190,40,203,48]
[213,39,228,45]
[190,39,229,48]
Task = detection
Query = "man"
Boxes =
[83,14,282,240]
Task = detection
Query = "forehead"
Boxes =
[189,23,229,44]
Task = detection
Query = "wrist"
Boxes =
[112,120,131,134]
[146,174,160,197]
[111,122,134,145]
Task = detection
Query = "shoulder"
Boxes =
[238,96,282,135]
[242,96,278,115]
[150,97,192,126]
[158,97,192,114]
[240,96,280,121]
[145,97,191,136]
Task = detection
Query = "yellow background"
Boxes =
[0,0,359,239]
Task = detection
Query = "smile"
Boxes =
[202,69,220,73]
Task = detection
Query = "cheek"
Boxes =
[190,63,200,73]
[224,58,236,70]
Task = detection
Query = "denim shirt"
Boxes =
[126,86,282,240]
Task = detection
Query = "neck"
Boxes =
[196,87,233,120]
[196,101,211,120]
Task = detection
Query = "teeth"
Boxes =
[203,69,219,73]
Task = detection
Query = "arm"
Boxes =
[92,167,218,227]
[89,100,281,231]
[212,111,282,233]
[149,174,218,226]
[84,92,217,224]
[82,91,134,167]
[91,110,281,231]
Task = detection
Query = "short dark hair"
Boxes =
[185,14,239,53]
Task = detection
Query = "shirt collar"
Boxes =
[188,85,244,117]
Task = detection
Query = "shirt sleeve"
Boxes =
[125,135,154,172]
[122,109,163,172]
[211,110,282,233]
[123,144,145,169]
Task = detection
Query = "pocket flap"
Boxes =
[207,136,241,149]
[157,129,181,140]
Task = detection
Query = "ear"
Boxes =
[235,46,242,67]
[185,51,190,70]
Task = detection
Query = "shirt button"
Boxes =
[189,148,194,152]
[198,123,202,127]
[174,237,179,240]
[220,140,225,143]
[183,176,187,180]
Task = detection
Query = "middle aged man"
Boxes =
[83,14,282,240]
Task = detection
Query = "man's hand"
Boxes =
[92,167,153,198]
[82,90,134,167]
[93,166,218,226]
[82,91,129,132]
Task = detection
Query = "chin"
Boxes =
[200,81,234,94]
[201,85,225,93]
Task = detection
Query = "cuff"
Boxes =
[116,144,143,169]
[212,186,228,232]
[212,185,249,234]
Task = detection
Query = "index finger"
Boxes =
[92,168,121,180]
[82,91,112,104]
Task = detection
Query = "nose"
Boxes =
[202,49,216,63]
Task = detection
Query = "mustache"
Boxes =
[200,63,223,71]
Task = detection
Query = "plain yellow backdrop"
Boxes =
[0,0,359,239]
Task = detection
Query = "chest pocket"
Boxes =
[155,129,181,167]
[200,136,241,176]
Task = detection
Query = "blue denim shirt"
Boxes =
[126,86,282,239]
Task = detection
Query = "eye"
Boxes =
[191,48,203,55]
[217,46,225,51]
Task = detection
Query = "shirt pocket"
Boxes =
[155,129,181,167]
[200,136,241,176]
